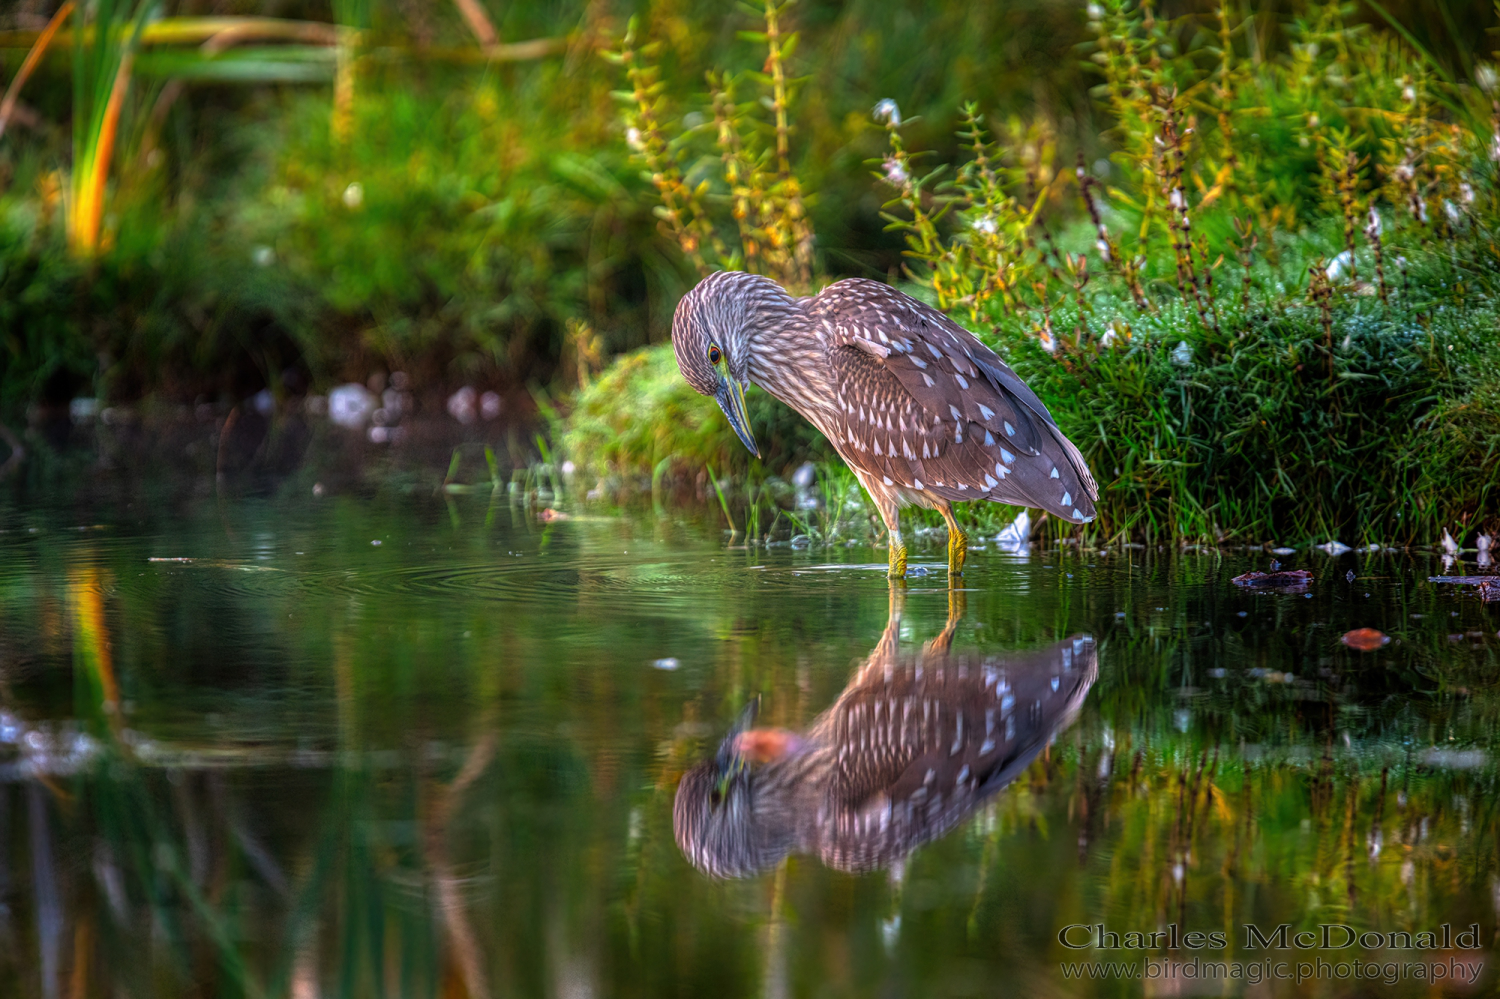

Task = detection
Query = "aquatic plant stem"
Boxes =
[707,463,738,536]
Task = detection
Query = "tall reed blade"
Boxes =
[0,0,76,141]
[68,0,160,257]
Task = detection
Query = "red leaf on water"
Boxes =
[1341,628,1390,651]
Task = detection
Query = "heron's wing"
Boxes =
[815,278,1097,520]
[824,344,948,494]
[814,635,1098,873]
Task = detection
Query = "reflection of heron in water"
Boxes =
[673,591,1097,878]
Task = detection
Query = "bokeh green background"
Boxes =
[2,0,1495,409]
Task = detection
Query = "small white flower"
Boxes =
[342,182,364,209]
[1326,250,1353,282]
[625,126,644,151]
[1490,133,1500,163]
[970,214,998,234]
[1307,113,1320,129]
[1086,2,1105,19]
[1364,207,1382,237]
[1444,200,1463,224]
[882,157,909,186]
[872,99,901,126]
[1171,341,1192,366]
[1477,64,1498,95]
[1402,84,1416,103]
[1394,162,1414,181]
[1039,328,1057,354]
[1168,187,1185,210]
[1095,238,1111,261]
[1461,181,1475,205]
[252,245,274,267]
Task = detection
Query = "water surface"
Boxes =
[2,464,1498,997]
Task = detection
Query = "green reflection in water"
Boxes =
[0,493,1497,998]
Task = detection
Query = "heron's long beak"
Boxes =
[714,376,760,459]
[714,698,759,777]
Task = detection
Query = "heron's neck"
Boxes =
[753,742,837,850]
[746,309,838,431]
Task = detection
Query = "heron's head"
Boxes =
[671,271,801,459]
[672,700,794,878]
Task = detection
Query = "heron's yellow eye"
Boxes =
[708,344,722,367]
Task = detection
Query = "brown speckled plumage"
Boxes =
[672,272,1098,569]
[672,596,1098,877]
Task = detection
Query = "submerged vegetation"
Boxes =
[573,0,1500,545]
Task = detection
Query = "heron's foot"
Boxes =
[887,540,909,579]
[947,528,969,578]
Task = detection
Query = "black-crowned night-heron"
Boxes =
[672,271,1099,577]
[672,592,1097,877]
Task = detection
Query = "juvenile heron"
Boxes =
[672,591,1097,877]
[672,271,1098,578]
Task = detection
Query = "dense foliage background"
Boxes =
[2,0,1498,542]
[0,0,1492,400]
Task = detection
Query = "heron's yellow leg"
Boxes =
[938,504,968,578]
[875,497,908,579]
[887,535,908,579]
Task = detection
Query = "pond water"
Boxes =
[1,453,1498,998]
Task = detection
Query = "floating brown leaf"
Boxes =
[1232,569,1313,593]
